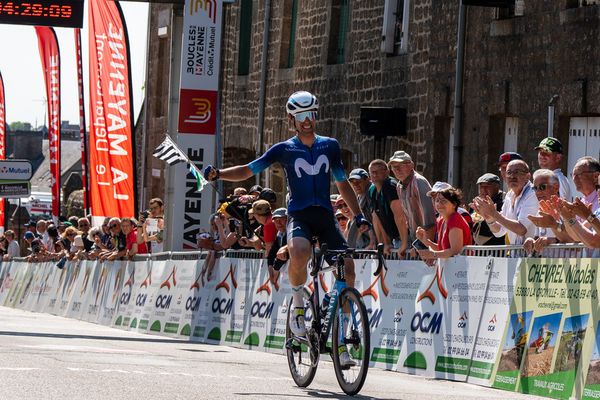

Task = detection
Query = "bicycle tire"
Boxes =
[286,287,319,387]
[331,287,370,395]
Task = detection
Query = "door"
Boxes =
[567,117,600,198]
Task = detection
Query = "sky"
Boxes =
[0,1,149,128]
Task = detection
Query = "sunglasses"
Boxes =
[336,203,348,209]
[336,216,348,222]
[294,111,317,122]
[67,233,76,237]
[109,224,119,229]
[533,183,549,192]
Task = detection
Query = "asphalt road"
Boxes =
[0,307,546,400]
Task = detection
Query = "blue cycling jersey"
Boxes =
[248,135,347,212]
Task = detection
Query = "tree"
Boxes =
[9,121,32,131]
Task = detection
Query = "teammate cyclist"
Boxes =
[204,91,370,367]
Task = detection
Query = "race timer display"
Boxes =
[0,1,84,28]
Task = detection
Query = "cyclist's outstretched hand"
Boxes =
[354,213,372,232]
[203,165,219,181]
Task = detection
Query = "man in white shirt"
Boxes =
[473,160,539,245]
[3,230,20,260]
[572,156,600,214]
[535,137,572,201]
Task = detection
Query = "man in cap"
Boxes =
[388,150,436,245]
[535,137,571,200]
[259,187,277,209]
[473,160,539,245]
[470,173,506,245]
[248,185,263,197]
[348,168,373,223]
[368,158,408,256]
[498,152,523,185]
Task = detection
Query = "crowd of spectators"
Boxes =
[0,198,165,265]
[199,136,599,268]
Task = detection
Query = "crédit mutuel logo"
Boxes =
[216,264,237,293]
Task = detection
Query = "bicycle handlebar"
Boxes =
[314,243,387,277]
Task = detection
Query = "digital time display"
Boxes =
[0,1,84,28]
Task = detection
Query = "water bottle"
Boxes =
[321,293,331,318]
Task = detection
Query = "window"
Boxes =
[381,0,410,55]
[279,0,298,69]
[567,117,600,197]
[327,0,350,65]
[495,0,524,18]
[237,0,252,75]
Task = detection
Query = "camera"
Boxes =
[141,210,150,219]
[411,239,428,251]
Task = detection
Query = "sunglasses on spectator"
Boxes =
[505,169,528,177]
[336,203,348,209]
[336,216,348,222]
[533,183,549,191]
[109,224,119,229]
[67,233,76,237]
[294,111,317,122]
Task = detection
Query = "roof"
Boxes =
[30,140,83,193]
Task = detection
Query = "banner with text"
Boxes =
[88,0,136,221]
[35,26,61,222]
[0,71,5,230]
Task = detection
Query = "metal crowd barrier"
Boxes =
[5,244,591,264]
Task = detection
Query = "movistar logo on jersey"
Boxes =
[294,154,330,178]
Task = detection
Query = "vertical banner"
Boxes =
[35,26,61,222]
[74,28,89,214]
[172,0,222,249]
[88,0,136,221]
[0,71,5,232]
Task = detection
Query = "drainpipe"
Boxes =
[451,2,467,188]
[256,0,271,185]
[547,94,559,138]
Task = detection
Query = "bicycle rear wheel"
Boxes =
[331,287,370,395]
[285,288,319,387]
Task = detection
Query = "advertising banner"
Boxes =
[395,257,490,381]
[490,258,600,400]
[467,257,521,386]
[74,28,89,212]
[34,26,61,222]
[171,0,223,250]
[88,0,136,221]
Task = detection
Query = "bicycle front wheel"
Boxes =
[285,287,318,387]
[331,287,370,396]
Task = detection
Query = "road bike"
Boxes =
[285,240,386,395]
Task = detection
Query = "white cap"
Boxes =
[426,181,452,197]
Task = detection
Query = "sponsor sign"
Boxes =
[490,258,600,400]
[395,257,490,381]
[467,257,521,385]
[0,160,33,181]
[88,0,136,221]
[0,181,30,197]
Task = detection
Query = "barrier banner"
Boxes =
[147,259,198,336]
[188,255,219,342]
[354,258,427,371]
[394,257,490,380]
[35,26,61,222]
[258,261,292,353]
[3,263,33,309]
[22,261,55,313]
[467,257,521,386]
[133,259,167,332]
[112,261,137,330]
[88,0,136,222]
[491,258,600,400]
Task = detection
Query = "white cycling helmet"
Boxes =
[286,91,318,116]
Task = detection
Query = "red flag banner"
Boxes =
[35,26,61,222]
[88,0,136,219]
[0,71,6,231]
[74,28,89,213]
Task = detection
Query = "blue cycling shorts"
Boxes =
[287,206,348,250]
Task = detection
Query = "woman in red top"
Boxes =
[416,187,471,259]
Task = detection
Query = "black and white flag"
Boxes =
[152,135,188,166]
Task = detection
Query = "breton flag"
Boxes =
[153,135,208,191]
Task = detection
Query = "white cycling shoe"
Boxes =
[338,346,358,369]
[290,308,307,337]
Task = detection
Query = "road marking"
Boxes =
[0,367,40,371]
[17,344,149,354]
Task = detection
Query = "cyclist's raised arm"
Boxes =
[218,165,254,181]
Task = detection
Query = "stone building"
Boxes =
[143,0,600,205]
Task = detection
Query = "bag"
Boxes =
[56,256,67,269]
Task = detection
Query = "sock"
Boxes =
[291,284,304,308]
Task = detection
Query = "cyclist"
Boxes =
[204,91,370,367]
